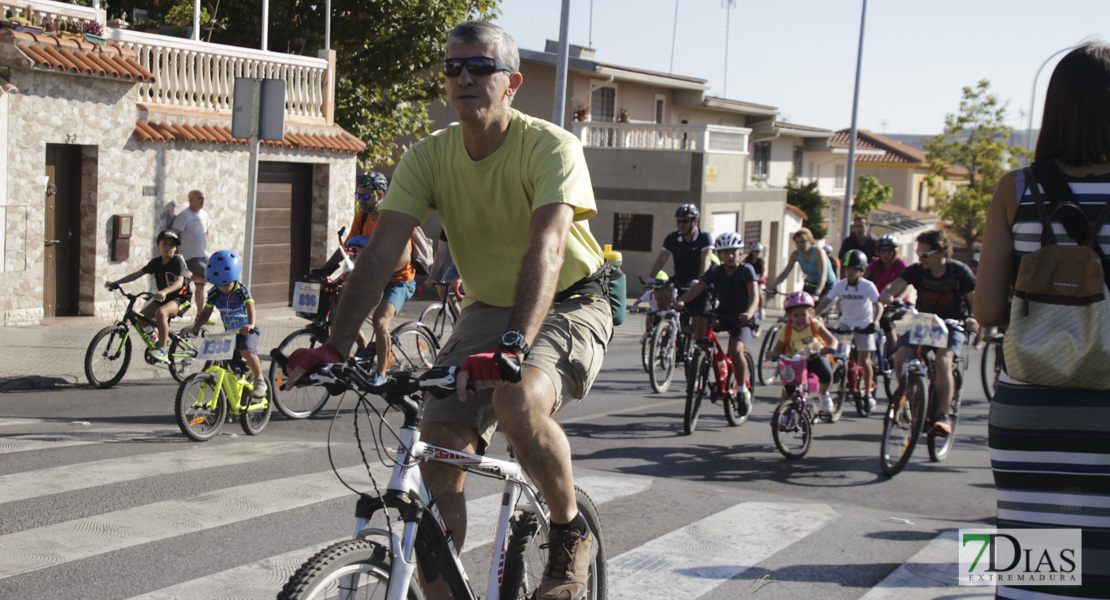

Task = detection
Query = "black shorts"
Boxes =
[714,318,756,346]
[235,327,261,354]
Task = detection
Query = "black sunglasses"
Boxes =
[443,56,513,77]
[878,248,895,254]
[355,192,377,201]
[676,219,692,225]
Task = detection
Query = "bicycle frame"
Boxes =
[350,424,545,600]
[196,362,263,417]
[702,328,736,398]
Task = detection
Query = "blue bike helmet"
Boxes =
[346,235,369,250]
[206,250,242,286]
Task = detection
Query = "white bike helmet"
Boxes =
[714,231,744,251]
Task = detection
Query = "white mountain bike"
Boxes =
[272,350,607,600]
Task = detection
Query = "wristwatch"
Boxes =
[499,330,531,358]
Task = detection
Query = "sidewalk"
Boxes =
[0,300,436,392]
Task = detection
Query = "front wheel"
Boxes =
[420,302,451,345]
[879,373,928,477]
[648,319,676,393]
[175,373,227,442]
[771,399,811,459]
[269,329,331,419]
[980,341,1003,401]
[85,326,132,389]
[278,539,417,600]
[390,321,439,370]
[928,369,963,462]
[757,324,781,386]
[723,364,751,427]
[828,365,847,423]
[501,486,606,600]
[683,348,709,435]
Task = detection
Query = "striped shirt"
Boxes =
[1011,168,1110,267]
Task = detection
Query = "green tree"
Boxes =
[924,79,1028,261]
[852,174,891,217]
[107,0,499,167]
[786,177,828,240]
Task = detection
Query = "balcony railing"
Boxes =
[106,28,330,123]
[0,0,102,30]
[572,122,750,154]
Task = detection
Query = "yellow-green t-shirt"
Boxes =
[777,319,826,356]
[382,110,604,307]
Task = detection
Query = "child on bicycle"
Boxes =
[104,230,191,363]
[187,250,267,399]
[770,291,839,413]
[675,232,759,406]
[815,249,883,412]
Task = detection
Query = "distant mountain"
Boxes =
[881,130,1038,154]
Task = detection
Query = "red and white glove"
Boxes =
[283,345,344,389]
[456,349,523,400]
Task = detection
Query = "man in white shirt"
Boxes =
[171,190,210,309]
[816,249,883,412]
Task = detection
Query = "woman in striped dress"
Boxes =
[977,42,1110,599]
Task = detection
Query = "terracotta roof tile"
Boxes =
[134,120,364,154]
[0,26,155,83]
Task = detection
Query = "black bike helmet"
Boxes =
[675,204,699,220]
[844,249,868,269]
[356,171,389,193]
[156,230,181,246]
[877,233,898,249]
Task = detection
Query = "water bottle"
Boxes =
[143,325,158,343]
[603,244,622,269]
[603,245,627,326]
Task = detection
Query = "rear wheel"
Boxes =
[175,373,227,441]
[390,322,439,370]
[501,487,606,600]
[648,319,676,393]
[85,326,132,389]
[757,324,781,386]
[640,328,654,373]
[928,368,962,462]
[168,332,206,383]
[828,364,847,423]
[771,399,811,459]
[277,539,413,600]
[239,387,273,436]
[981,340,1003,401]
[880,373,928,477]
[420,302,451,345]
[269,329,331,419]
[683,348,709,435]
[723,365,751,427]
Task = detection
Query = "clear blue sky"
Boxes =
[492,0,1108,136]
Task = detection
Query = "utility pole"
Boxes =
[841,0,868,244]
[552,0,571,127]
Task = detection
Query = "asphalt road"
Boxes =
[0,315,997,599]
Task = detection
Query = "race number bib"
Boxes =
[292,281,322,314]
[908,313,949,348]
[197,331,236,361]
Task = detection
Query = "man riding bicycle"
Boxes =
[879,229,978,435]
[284,21,611,600]
[645,204,715,334]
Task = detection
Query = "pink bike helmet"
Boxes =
[784,291,815,310]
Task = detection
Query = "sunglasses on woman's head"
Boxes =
[443,56,513,77]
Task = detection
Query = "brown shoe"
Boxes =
[538,526,595,600]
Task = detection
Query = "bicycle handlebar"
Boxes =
[106,285,155,302]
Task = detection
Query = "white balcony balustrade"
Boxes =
[0,0,102,31]
[572,122,750,154]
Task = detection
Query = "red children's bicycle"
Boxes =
[683,319,756,435]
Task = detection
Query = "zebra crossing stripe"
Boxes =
[608,502,840,600]
[0,465,385,580]
[0,441,327,504]
[859,530,992,599]
[124,471,653,600]
[0,423,179,455]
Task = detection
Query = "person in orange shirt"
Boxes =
[311,171,415,384]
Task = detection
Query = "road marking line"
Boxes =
[859,530,992,599]
[124,470,652,600]
[0,424,180,455]
[0,441,327,504]
[608,502,840,599]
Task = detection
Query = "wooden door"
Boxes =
[251,162,312,306]
[44,145,82,317]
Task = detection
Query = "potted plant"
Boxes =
[160,0,210,38]
[57,18,83,40]
[83,20,105,44]
[574,104,590,122]
[617,108,630,123]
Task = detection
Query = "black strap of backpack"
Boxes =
[1026,163,1110,287]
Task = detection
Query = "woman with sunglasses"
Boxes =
[879,229,978,435]
[865,233,908,355]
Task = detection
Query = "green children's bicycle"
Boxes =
[175,331,272,441]
[84,286,206,388]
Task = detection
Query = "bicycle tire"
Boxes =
[175,372,227,441]
[683,348,709,435]
[648,319,676,393]
[640,329,653,373]
[419,302,451,345]
[744,351,756,390]
[829,365,847,423]
[771,399,811,459]
[757,324,781,386]
[980,341,1003,401]
[501,486,606,600]
[239,389,273,436]
[85,325,132,389]
[879,373,928,477]
[168,333,205,383]
[390,322,439,371]
[928,368,962,462]
[269,329,331,419]
[278,539,419,600]
[723,359,751,427]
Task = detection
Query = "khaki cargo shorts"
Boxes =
[423,296,612,453]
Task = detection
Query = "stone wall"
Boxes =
[0,65,357,325]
